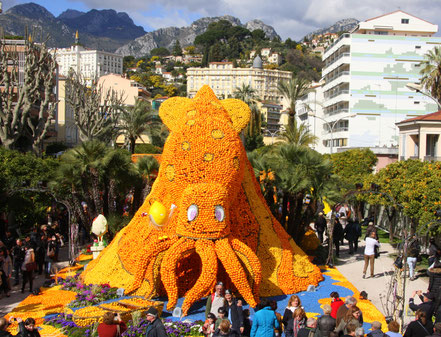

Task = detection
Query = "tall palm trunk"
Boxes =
[90,168,103,216]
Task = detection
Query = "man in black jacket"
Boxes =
[317,304,335,337]
[224,289,244,334]
[315,212,327,244]
[409,290,435,320]
[11,239,25,286]
[145,307,167,337]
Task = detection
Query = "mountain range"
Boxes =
[1,3,359,56]
[304,18,359,40]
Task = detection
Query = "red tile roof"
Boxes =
[398,110,441,123]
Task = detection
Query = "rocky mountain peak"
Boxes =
[7,2,55,20]
[304,18,359,40]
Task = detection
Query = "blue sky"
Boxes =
[3,0,441,40]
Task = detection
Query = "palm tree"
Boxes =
[234,84,263,148]
[65,140,108,216]
[420,46,441,105]
[136,155,160,202]
[269,144,339,242]
[277,76,310,128]
[102,148,140,214]
[118,100,162,154]
[278,119,318,147]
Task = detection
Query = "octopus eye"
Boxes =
[214,206,225,222]
[187,204,199,221]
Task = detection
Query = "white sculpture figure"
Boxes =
[91,214,108,259]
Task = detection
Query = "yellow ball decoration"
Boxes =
[149,201,168,226]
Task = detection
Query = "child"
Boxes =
[215,307,228,330]
[292,308,306,337]
[242,309,251,337]
[203,313,216,337]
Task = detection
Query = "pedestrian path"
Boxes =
[0,248,70,317]
[334,238,428,324]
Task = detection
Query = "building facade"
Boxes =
[186,57,291,102]
[396,110,441,161]
[97,74,152,146]
[56,77,79,146]
[321,10,441,153]
[53,33,123,82]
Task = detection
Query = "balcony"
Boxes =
[324,71,350,87]
[424,156,441,161]
[323,52,351,76]
[324,108,349,116]
[325,89,349,100]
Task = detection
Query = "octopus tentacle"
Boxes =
[161,237,195,310]
[181,240,217,316]
[126,237,177,294]
[231,238,262,297]
[215,238,257,307]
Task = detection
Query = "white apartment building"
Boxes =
[52,33,123,82]
[187,56,291,102]
[296,82,326,153]
[321,10,441,153]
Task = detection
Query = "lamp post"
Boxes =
[308,113,356,154]
[406,83,441,109]
[265,129,282,145]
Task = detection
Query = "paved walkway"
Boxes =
[334,238,429,324]
[0,248,70,317]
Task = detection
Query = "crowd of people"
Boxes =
[200,282,432,337]
[0,223,64,296]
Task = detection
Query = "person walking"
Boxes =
[11,239,25,286]
[317,304,335,337]
[363,231,380,279]
[0,248,11,297]
[428,238,440,268]
[21,243,35,293]
[333,218,344,258]
[344,220,358,255]
[250,299,279,337]
[407,236,420,281]
[315,212,326,244]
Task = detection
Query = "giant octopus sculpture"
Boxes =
[82,85,323,315]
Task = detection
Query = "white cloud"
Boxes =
[61,0,441,40]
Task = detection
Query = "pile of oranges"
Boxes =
[82,85,323,315]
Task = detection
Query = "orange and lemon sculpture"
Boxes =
[82,85,323,316]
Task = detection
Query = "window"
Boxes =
[401,18,409,24]
[415,46,421,49]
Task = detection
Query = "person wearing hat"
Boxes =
[206,281,226,319]
[144,306,167,337]
[365,222,377,240]
[366,321,384,337]
[223,289,244,334]
[409,290,435,321]
[315,212,327,244]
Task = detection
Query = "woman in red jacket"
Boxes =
[97,312,127,337]
[330,292,344,319]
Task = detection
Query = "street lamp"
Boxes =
[265,129,282,145]
[308,113,357,154]
[406,82,441,109]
